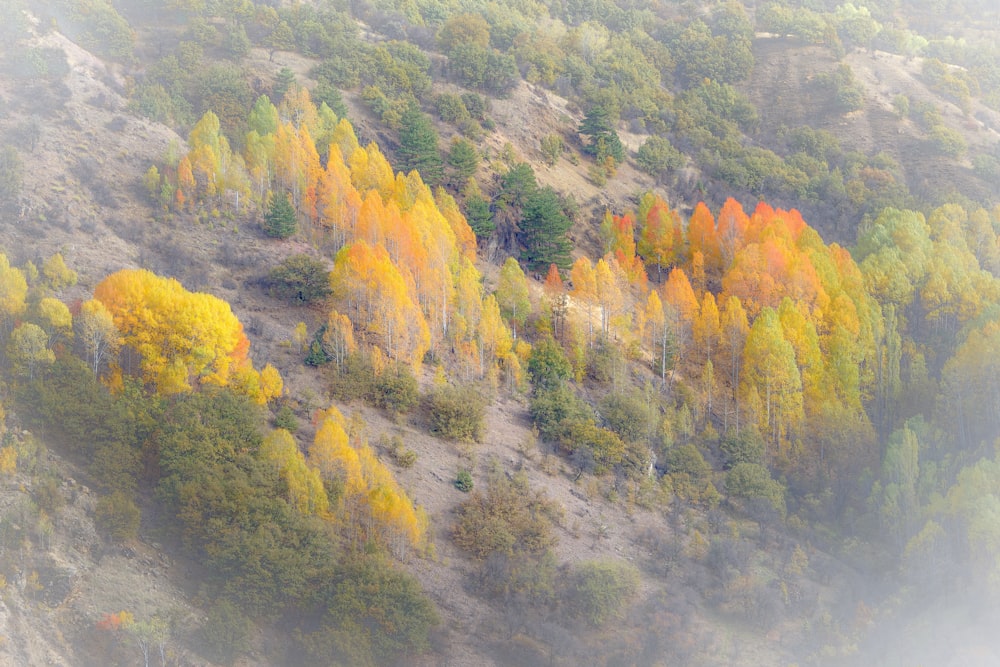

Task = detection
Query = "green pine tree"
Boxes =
[264,191,297,239]
[397,104,443,186]
[520,186,573,270]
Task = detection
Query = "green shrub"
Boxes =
[598,391,652,444]
[387,435,417,468]
[372,364,419,413]
[636,135,684,178]
[94,491,140,542]
[426,385,485,442]
[274,405,299,433]
[725,463,786,518]
[454,469,473,492]
[526,336,572,391]
[569,559,640,626]
[203,599,252,664]
[263,191,297,239]
[266,254,331,304]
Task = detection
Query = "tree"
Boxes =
[94,269,255,395]
[397,104,443,187]
[446,137,479,184]
[579,105,624,164]
[75,299,122,375]
[527,335,572,391]
[267,254,331,304]
[636,136,683,179]
[7,323,54,379]
[264,190,297,238]
[520,186,573,271]
[496,257,530,340]
[740,308,803,462]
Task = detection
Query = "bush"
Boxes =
[569,560,640,626]
[266,254,331,304]
[452,472,558,559]
[454,469,473,492]
[94,491,140,542]
[526,336,572,391]
[529,385,591,444]
[598,391,652,444]
[725,463,786,518]
[636,136,684,178]
[426,385,485,442]
[372,364,419,413]
[719,429,764,468]
[203,599,252,664]
[274,404,299,433]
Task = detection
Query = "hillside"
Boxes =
[1,1,1000,666]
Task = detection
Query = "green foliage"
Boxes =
[579,105,625,164]
[569,559,640,626]
[526,336,572,391]
[540,134,564,166]
[274,405,299,433]
[725,463,787,518]
[425,384,485,442]
[520,185,573,271]
[463,182,494,240]
[447,137,479,183]
[720,429,765,468]
[447,43,518,96]
[397,104,443,186]
[299,555,439,666]
[203,599,252,664]
[454,469,474,492]
[529,384,591,444]
[267,254,331,304]
[372,364,420,414]
[263,191,297,239]
[636,136,683,179]
[94,491,141,541]
[598,391,652,444]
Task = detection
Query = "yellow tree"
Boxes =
[0,254,27,332]
[330,241,430,367]
[94,269,252,394]
[262,429,329,515]
[740,307,803,463]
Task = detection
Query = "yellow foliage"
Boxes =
[259,363,283,403]
[42,253,77,290]
[0,446,16,475]
[262,429,329,516]
[94,269,253,395]
[310,407,424,549]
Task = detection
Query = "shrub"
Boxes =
[599,391,652,444]
[529,385,590,444]
[526,336,572,391]
[725,463,786,518]
[274,404,299,432]
[94,491,140,542]
[569,559,640,626]
[203,599,252,664]
[636,135,684,178]
[426,385,485,441]
[452,472,558,559]
[372,364,419,413]
[454,469,473,492]
[266,254,331,304]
